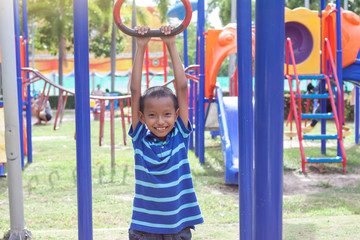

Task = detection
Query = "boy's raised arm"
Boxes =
[161,26,189,127]
[130,26,150,128]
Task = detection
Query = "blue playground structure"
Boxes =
[215,84,239,185]
[4,0,360,239]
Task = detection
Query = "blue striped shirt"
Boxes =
[128,117,203,234]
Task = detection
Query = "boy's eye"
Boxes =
[148,114,155,117]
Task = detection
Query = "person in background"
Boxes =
[92,84,104,96]
[31,92,52,125]
[303,80,349,132]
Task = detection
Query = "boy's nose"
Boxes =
[157,116,165,124]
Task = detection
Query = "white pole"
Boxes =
[0,0,31,238]
[305,0,310,8]
[344,0,348,10]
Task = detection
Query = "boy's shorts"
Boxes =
[128,226,193,240]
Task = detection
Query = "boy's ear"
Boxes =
[175,108,179,119]
[138,111,146,124]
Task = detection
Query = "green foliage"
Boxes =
[208,0,231,26]
[88,0,126,58]
[153,0,170,23]
[208,0,255,26]
[28,0,73,56]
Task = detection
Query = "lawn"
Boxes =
[0,115,360,239]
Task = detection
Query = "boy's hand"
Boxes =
[160,25,175,45]
[134,26,151,46]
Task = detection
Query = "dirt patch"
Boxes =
[284,167,360,195]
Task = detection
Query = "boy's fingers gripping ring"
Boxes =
[113,0,192,37]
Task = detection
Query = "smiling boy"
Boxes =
[128,25,203,239]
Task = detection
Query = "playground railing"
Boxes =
[323,38,346,165]
[285,38,306,167]
[22,68,130,148]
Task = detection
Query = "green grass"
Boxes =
[0,115,360,239]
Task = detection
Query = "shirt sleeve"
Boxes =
[175,117,193,139]
[128,122,145,142]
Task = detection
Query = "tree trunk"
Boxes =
[58,35,65,86]
[111,22,116,92]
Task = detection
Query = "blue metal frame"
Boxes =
[197,0,205,164]
[255,0,284,239]
[73,0,93,238]
[13,0,25,168]
[237,0,253,239]
[22,0,33,164]
[195,21,200,157]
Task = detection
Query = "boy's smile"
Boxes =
[139,96,179,141]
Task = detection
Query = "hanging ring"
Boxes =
[113,0,192,37]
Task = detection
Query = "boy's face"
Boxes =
[139,96,179,141]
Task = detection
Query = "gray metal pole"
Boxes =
[228,0,237,92]
[0,0,31,239]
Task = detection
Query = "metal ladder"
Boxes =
[285,38,346,173]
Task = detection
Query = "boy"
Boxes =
[128,25,203,239]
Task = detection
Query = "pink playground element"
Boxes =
[205,24,255,100]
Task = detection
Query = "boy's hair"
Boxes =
[140,86,179,113]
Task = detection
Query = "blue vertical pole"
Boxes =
[13,0,25,168]
[356,87,359,144]
[255,0,284,239]
[198,0,205,164]
[336,0,343,157]
[22,0,32,164]
[238,0,253,239]
[321,0,326,10]
[73,0,93,239]
[194,15,200,157]
[185,29,194,150]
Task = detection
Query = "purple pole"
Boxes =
[73,0,93,238]
[255,0,284,239]
[238,0,253,239]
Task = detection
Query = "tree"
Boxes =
[208,0,255,26]
[28,0,73,86]
[88,0,126,92]
[153,0,170,23]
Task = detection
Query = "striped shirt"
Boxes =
[128,117,204,234]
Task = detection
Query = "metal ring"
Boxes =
[113,0,192,37]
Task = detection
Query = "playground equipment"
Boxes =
[113,0,192,37]
[286,38,346,173]
[215,84,239,185]
[283,4,360,172]
[22,68,130,169]
[205,24,255,100]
